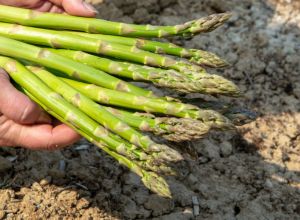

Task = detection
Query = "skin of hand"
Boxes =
[0,0,98,150]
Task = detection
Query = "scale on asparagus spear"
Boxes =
[0,5,256,197]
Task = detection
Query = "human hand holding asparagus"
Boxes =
[0,4,256,196]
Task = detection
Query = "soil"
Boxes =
[0,0,299,219]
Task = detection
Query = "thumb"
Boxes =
[0,69,51,124]
[49,0,98,17]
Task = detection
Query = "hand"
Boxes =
[0,0,97,16]
[0,0,98,150]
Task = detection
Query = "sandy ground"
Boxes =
[0,0,299,219]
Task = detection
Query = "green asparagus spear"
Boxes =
[59,77,233,129]
[0,56,137,157]
[0,35,153,97]
[105,107,211,142]
[1,57,183,175]
[182,13,232,37]
[0,22,209,74]
[50,49,240,96]
[27,65,180,156]
[0,5,229,38]
[23,89,172,197]
[68,32,229,68]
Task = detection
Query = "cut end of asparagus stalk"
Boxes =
[153,117,211,142]
[189,49,230,68]
[142,171,172,198]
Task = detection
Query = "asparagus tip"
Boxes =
[189,49,230,68]
[151,144,184,162]
[154,117,211,142]
[141,159,178,176]
[186,73,240,96]
[197,109,234,130]
[188,12,232,35]
[142,171,171,198]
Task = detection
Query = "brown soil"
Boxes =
[0,0,299,219]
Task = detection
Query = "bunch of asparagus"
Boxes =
[0,5,255,197]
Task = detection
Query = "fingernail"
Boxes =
[83,2,99,14]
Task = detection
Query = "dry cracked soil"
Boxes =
[0,0,299,219]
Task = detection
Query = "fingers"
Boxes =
[49,5,64,13]
[49,0,97,17]
[0,0,41,8]
[0,115,81,150]
[0,69,51,124]
[0,0,97,17]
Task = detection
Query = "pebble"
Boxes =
[192,196,200,216]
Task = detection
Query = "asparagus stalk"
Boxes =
[68,32,229,68]
[50,49,240,96]
[0,56,139,157]
[59,77,233,129]
[21,85,179,176]
[27,65,182,157]
[23,90,172,197]
[0,35,153,97]
[0,22,210,75]
[182,13,232,37]
[0,5,230,38]
[1,56,183,176]
[105,107,211,142]
[105,102,255,139]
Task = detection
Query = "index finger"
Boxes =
[49,0,98,17]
